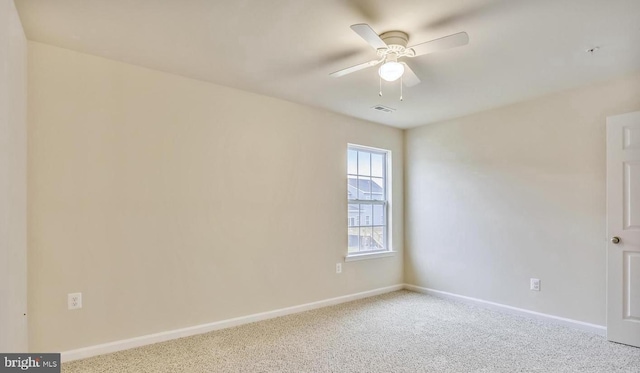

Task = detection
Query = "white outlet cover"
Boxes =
[336,263,342,274]
[68,292,82,310]
[530,278,541,291]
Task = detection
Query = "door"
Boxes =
[607,111,640,348]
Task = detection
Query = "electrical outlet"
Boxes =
[530,278,541,291]
[336,263,342,274]
[68,293,82,310]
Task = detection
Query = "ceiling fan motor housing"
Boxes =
[379,31,409,47]
[377,31,411,58]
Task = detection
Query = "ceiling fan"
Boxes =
[330,24,469,88]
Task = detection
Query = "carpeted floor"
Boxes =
[63,290,640,372]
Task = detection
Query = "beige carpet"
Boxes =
[63,290,640,372]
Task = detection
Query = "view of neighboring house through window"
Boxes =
[347,145,389,254]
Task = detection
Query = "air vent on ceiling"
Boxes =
[371,105,396,113]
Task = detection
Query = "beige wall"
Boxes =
[28,42,403,352]
[405,72,640,325]
[0,0,28,352]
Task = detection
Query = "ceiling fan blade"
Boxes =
[409,32,469,57]
[401,62,421,87]
[350,23,387,50]
[329,59,382,78]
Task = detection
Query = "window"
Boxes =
[347,145,389,254]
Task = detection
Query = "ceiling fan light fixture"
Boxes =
[378,61,404,82]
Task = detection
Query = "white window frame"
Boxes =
[346,144,394,261]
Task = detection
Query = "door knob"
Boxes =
[611,236,621,244]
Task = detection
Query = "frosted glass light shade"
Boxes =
[378,61,404,82]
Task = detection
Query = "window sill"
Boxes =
[345,251,397,262]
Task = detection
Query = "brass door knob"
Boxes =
[611,236,621,244]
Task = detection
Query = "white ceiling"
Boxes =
[15,0,640,128]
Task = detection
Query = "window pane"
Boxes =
[373,204,385,226]
[371,153,384,177]
[358,151,371,176]
[373,226,386,250]
[348,227,360,253]
[371,177,384,201]
[348,204,359,227]
[358,177,372,200]
[359,226,373,252]
[359,204,372,228]
[347,176,357,200]
[348,150,358,175]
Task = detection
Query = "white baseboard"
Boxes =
[62,283,605,362]
[61,284,403,362]
[403,284,606,336]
